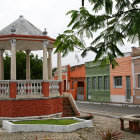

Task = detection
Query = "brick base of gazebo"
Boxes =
[0,97,63,117]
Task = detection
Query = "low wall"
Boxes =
[0,97,63,117]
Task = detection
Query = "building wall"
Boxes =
[69,65,86,101]
[54,65,86,101]
[85,61,110,102]
[110,56,133,103]
[132,54,140,104]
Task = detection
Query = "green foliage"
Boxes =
[4,51,42,80]
[55,0,140,68]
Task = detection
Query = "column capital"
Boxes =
[42,40,49,48]
[10,39,16,47]
[25,50,31,55]
[47,48,53,54]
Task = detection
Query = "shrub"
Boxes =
[98,129,122,140]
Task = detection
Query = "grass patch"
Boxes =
[12,119,80,125]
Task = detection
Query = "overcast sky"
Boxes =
[0,0,137,67]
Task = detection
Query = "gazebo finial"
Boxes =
[19,15,23,18]
[43,28,47,36]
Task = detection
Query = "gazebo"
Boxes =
[0,16,64,117]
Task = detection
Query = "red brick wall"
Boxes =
[0,98,63,117]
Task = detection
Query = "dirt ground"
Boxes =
[0,114,140,140]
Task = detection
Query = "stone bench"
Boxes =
[120,115,140,133]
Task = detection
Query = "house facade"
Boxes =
[132,47,140,104]
[54,64,86,101]
[110,53,133,103]
[85,61,110,102]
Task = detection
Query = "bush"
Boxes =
[98,129,122,140]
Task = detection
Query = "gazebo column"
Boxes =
[48,48,53,80]
[57,51,63,96]
[43,41,49,80]
[10,39,16,80]
[26,50,31,80]
[0,50,4,80]
[42,41,49,97]
[10,39,17,98]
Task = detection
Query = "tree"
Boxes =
[54,0,140,68]
[4,51,43,80]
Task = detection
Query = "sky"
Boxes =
[0,0,138,68]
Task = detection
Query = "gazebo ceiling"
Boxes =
[0,16,55,51]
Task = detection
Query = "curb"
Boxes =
[77,101,140,108]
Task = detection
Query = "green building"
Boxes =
[85,61,110,102]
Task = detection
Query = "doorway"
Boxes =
[126,76,131,102]
[77,81,84,101]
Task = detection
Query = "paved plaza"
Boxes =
[0,114,140,140]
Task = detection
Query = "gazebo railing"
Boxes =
[16,80,43,98]
[49,80,60,97]
[0,81,10,98]
[0,80,62,98]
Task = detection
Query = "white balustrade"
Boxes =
[0,81,10,98]
[0,80,61,99]
[16,80,43,98]
[49,80,60,97]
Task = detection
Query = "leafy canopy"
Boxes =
[54,0,140,68]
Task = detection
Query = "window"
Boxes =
[92,77,96,90]
[114,76,122,88]
[138,74,140,88]
[104,76,109,90]
[98,76,102,90]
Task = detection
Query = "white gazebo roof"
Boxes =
[0,16,55,51]
[0,16,43,36]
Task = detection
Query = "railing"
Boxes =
[49,80,60,97]
[16,80,43,98]
[0,80,62,99]
[0,81,10,98]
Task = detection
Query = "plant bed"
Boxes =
[3,117,92,132]
[12,119,80,125]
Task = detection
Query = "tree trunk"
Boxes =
[82,0,84,6]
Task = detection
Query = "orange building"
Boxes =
[132,47,140,104]
[110,53,133,103]
[54,64,86,101]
